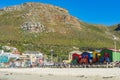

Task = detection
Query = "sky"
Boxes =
[0,0,120,26]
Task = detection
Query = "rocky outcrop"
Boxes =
[21,22,46,33]
[54,6,68,13]
[3,5,24,11]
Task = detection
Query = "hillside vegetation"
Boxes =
[0,2,119,58]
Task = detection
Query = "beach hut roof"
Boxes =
[69,51,82,54]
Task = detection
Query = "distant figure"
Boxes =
[115,24,120,31]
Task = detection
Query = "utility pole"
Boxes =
[113,36,117,61]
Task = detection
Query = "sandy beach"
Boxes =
[0,68,120,80]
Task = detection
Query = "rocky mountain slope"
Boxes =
[0,2,119,54]
[1,2,81,33]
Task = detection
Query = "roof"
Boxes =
[69,51,82,54]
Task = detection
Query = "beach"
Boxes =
[0,68,120,80]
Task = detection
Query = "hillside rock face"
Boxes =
[21,22,46,33]
[1,2,81,33]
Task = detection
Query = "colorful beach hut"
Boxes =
[80,52,92,64]
[70,51,82,65]
[100,49,120,62]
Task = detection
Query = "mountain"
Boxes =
[0,2,119,56]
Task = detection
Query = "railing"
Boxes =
[0,62,120,68]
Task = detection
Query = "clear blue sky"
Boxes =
[0,0,120,26]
